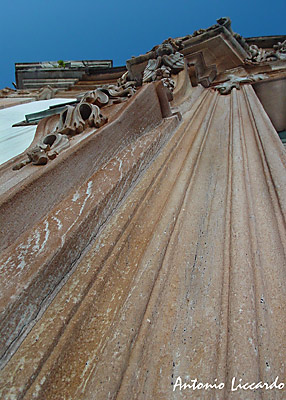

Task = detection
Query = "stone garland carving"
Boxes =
[102,81,136,99]
[214,74,268,95]
[246,45,276,64]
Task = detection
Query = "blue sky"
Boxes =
[1,0,285,89]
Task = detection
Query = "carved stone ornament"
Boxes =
[214,73,268,95]
[142,42,184,89]
[246,40,286,64]
[56,102,107,135]
[273,39,286,60]
[12,102,108,170]
[12,70,139,171]
[246,45,274,64]
[104,82,136,99]
[273,39,286,54]
[80,78,136,108]
[12,133,69,170]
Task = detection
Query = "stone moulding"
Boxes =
[125,18,252,92]
[11,78,137,171]
[0,82,181,367]
[1,83,286,398]
[12,102,108,170]
[1,17,286,399]
[186,51,217,87]
[0,83,172,252]
[171,62,205,108]
[179,18,249,73]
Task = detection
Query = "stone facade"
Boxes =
[0,18,286,399]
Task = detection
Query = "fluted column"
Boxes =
[1,85,285,400]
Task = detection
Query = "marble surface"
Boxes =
[0,99,76,165]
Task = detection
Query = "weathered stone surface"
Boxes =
[0,81,286,399]
[0,83,180,368]
[10,73,137,171]
[1,18,286,400]
[0,84,169,249]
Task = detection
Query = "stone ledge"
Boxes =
[0,83,170,252]
[0,109,180,366]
